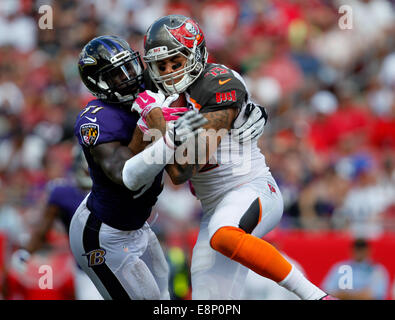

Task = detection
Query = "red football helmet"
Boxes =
[143,15,208,95]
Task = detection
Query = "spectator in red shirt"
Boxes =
[370,103,395,150]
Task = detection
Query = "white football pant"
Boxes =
[69,196,170,300]
[191,174,284,299]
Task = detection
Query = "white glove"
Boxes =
[165,110,208,149]
[132,90,179,119]
[232,102,268,143]
[162,93,180,108]
[11,249,31,273]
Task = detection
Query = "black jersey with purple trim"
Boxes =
[186,63,248,114]
[74,99,163,231]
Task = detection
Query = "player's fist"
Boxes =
[11,249,31,273]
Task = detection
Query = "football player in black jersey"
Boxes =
[136,15,336,300]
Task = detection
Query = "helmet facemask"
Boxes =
[92,50,144,104]
[144,24,208,95]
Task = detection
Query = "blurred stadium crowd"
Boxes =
[0,0,395,299]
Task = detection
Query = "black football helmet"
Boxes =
[78,35,144,104]
[143,15,208,95]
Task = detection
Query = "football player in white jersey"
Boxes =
[134,14,336,300]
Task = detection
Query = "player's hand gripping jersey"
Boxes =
[74,99,163,230]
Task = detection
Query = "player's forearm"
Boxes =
[129,125,152,155]
[125,109,207,189]
[122,136,175,190]
[145,108,167,135]
[101,150,131,185]
[165,134,218,184]
[91,142,134,186]
[165,162,201,185]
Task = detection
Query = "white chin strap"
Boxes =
[163,73,192,94]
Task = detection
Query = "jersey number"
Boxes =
[80,106,104,117]
[208,67,229,77]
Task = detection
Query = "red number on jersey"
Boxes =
[206,67,229,77]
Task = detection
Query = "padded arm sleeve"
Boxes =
[122,135,174,191]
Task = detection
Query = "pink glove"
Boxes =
[132,91,183,120]
[161,106,189,121]
[132,90,165,119]
[137,117,150,135]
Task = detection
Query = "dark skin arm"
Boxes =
[128,108,167,154]
[90,141,134,186]
[134,107,237,185]
[146,109,167,135]
[92,109,167,186]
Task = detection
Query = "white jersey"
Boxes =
[190,119,270,212]
[185,63,271,212]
